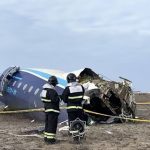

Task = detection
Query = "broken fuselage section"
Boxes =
[78,68,136,123]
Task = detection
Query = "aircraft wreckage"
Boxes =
[78,69,136,123]
[0,66,136,123]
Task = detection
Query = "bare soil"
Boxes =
[0,94,150,150]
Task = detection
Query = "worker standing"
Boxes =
[62,73,85,128]
[40,76,60,144]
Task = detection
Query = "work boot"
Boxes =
[68,131,72,136]
[47,139,56,144]
[44,137,47,142]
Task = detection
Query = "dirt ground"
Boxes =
[0,94,150,150]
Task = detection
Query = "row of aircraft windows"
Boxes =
[12,81,41,95]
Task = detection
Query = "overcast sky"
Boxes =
[0,0,150,92]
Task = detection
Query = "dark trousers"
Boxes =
[45,112,58,139]
[68,109,85,124]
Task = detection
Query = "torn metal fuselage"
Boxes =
[78,68,136,123]
[0,66,20,95]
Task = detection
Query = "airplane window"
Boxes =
[17,82,22,88]
[12,81,17,86]
[28,86,33,93]
[23,84,28,91]
[34,88,40,95]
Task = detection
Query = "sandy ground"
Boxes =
[0,96,150,150]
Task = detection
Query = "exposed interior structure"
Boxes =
[78,68,136,123]
[0,66,20,94]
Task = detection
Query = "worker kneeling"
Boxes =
[62,73,86,138]
[41,76,60,144]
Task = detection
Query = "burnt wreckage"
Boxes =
[78,68,136,123]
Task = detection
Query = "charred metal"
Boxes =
[78,68,136,123]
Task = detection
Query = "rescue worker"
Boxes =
[62,73,85,127]
[40,76,60,144]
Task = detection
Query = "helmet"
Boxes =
[67,73,77,83]
[48,76,58,86]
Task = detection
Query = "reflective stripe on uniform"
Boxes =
[67,106,82,109]
[44,132,55,139]
[68,96,83,99]
[41,98,51,102]
[44,132,55,136]
[69,85,83,93]
[45,109,60,113]
[46,136,55,139]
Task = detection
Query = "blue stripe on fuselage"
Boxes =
[24,69,67,87]
[12,76,22,80]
